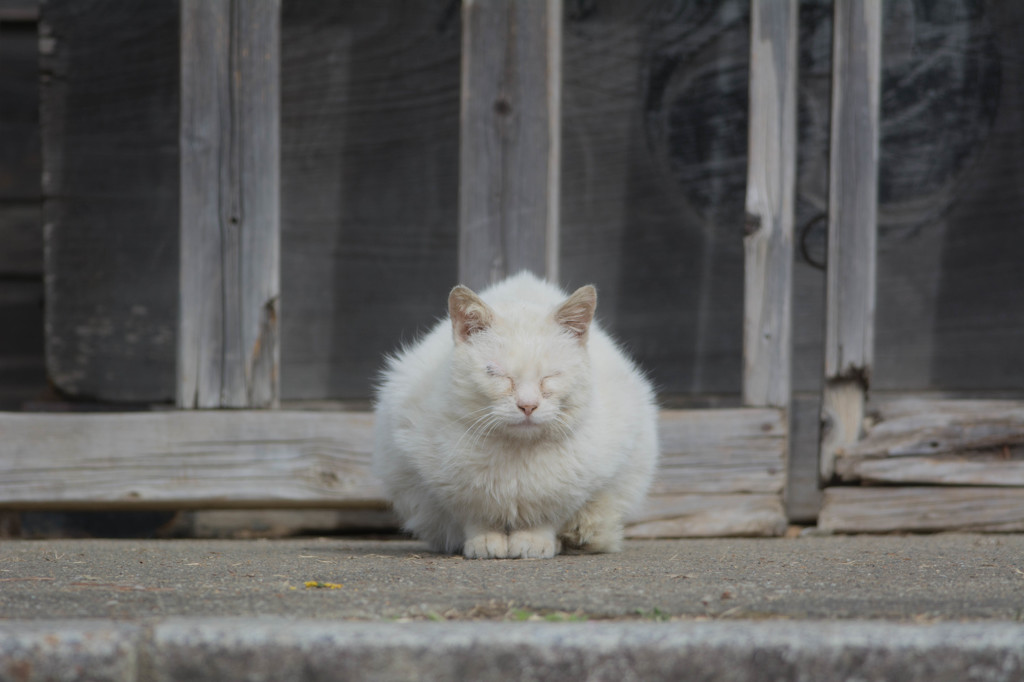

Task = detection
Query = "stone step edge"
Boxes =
[2,619,1022,682]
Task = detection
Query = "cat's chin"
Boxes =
[503,419,547,438]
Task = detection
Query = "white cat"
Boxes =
[372,272,658,559]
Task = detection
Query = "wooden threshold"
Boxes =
[0,407,787,537]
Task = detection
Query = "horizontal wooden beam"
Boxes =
[0,409,785,537]
[656,408,786,494]
[819,487,1024,534]
[845,455,1024,487]
[0,410,380,509]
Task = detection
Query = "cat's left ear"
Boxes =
[449,285,494,344]
[555,285,597,342]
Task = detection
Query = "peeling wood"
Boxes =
[829,399,1024,486]
[819,378,866,482]
[818,0,882,483]
[841,399,1024,459]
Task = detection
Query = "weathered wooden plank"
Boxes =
[0,408,784,515]
[626,494,787,538]
[819,0,882,482]
[458,0,561,290]
[0,411,381,509]
[868,398,1024,422]
[655,408,785,494]
[829,398,1024,485]
[742,0,796,409]
[178,0,281,408]
[845,454,1024,487]
[848,400,1024,459]
[824,0,882,378]
[819,487,1024,534]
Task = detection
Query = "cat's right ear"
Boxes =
[449,285,494,344]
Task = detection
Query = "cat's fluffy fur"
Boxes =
[372,272,658,559]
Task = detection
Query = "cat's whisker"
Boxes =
[457,405,496,422]
[452,410,500,454]
[474,414,507,448]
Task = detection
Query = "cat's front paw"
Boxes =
[463,531,508,559]
[506,528,559,559]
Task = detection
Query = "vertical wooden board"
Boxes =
[279,1,460,400]
[178,0,229,407]
[40,0,180,403]
[819,0,881,482]
[179,0,280,408]
[742,0,797,409]
[458,0,561,290]
[823,0,881,380]
[236,1,281,407]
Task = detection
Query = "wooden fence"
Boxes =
[3,0,1024,536]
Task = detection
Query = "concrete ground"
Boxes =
[2,534,1023,680]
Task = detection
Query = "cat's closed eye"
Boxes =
[540,372,561,397]
[485,363,515,390]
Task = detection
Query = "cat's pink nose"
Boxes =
[518,401,538,416]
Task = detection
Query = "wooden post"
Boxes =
[458,0,561,290]
[742,0,797,409]
[178,0,281,408]
[819,1,882,481]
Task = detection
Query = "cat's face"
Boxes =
[448,284,596,440]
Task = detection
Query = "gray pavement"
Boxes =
[2,534,1023,680]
